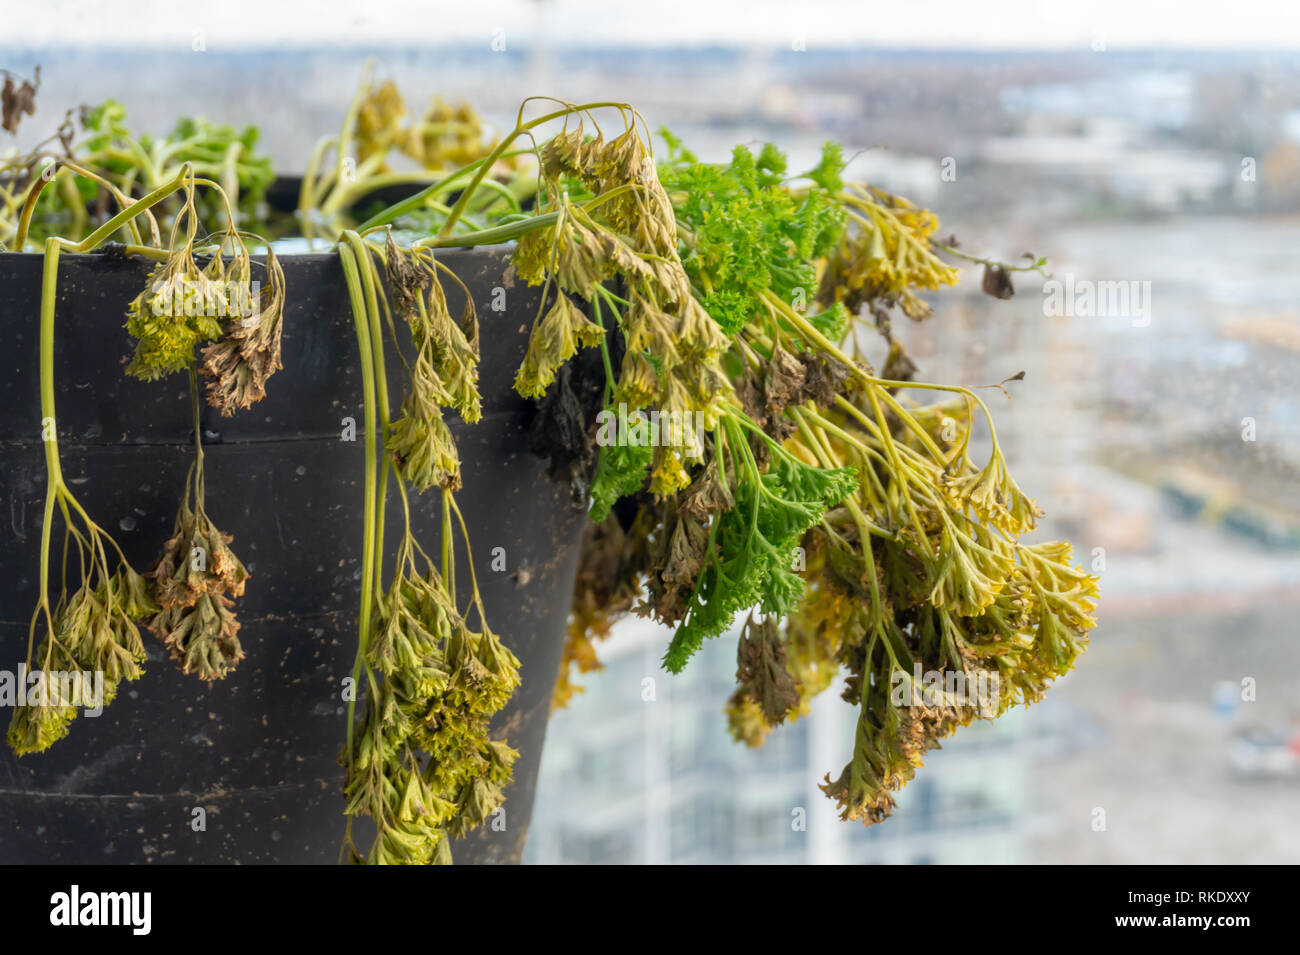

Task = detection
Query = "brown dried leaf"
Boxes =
[981,264,1015,300]
[1,68,39,135]
[735,616,800,725]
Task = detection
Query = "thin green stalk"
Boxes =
[441,490,454,598]
[187,365,207,511]
[71,167,190,252]
[408,211,559,249]
[29,237,65,665]
[338,243,379,768]
[431,101,641,239]
[344,232,393,595]
[355,148,535,233]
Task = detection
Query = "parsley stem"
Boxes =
[345,232,392,592]
[30,237,65,668]
[338,242,379,778]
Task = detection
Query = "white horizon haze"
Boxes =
[3,0,1299,51]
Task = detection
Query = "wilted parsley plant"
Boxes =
[1,72,1096,861]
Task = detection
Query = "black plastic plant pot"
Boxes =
[0,238,594,864]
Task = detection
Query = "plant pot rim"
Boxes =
[0,241,518,265]
[2,175,517,264]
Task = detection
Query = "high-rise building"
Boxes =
[528,618,1041,864]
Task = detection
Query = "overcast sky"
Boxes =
[4,0,1300,50]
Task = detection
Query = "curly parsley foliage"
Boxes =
[561,121,1095,832]
[659,132,847,335]
[663,427,857,674]
[588,441,654,523]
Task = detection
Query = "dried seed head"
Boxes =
[514,291,604,399]
[199,248,286,416]
[385,232,432,320]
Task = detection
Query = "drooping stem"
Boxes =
[408,211,559,250]
[355,100,642,239]
[22,165,189,253]
[441,489,454,597]
[29,237,65,667]
[355,149,535,234]
[344,232,393,597]
[187,365,206,511]
[339,242,380,768]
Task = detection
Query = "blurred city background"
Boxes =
[5,0,1298,863]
